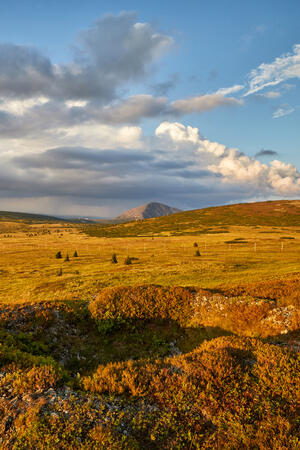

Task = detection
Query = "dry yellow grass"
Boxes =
[0,221,299,303]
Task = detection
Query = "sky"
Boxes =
[0,0,300,217]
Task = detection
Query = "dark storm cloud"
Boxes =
[0,44,54,98]
[0,144,217,203]
[0,164,215,200]
[0,12,172,101]
[14,146,154,170]
[255,149,279,157]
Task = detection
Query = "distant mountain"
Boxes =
[116,202,182,221]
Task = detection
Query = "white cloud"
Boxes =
[255,91,281,99]
[215,85,245,96]
[0,96,49,115]
[155,121,201,146]
[155,121,300,196]
[272,105,295,119]
[244,44,300,96]
[55,123,144,149]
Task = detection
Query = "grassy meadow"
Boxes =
[0,221,299,303]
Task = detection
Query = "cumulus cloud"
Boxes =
[156,121,300,196]
[244,44,300,96]
[0,120,299,215]
[0,12,173,102]
[0,90,243,139]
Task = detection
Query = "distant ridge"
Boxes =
[0,211,64,223]
[86,200,300,238]
[116,202,182,221]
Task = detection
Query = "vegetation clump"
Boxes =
[55,251,62,259]
[82,336,300,449]
[89,285,196,326]
[111,253,118,264]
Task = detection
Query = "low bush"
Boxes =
[224,275,300,307]
[82,336,300,448]
[89,285,197,327]
[90,285,299,337]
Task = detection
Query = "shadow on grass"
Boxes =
[0,301,235,376]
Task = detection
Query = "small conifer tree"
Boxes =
[193,242,198,248]
[111,253,118,264]
[56,251,62,259]
[57,268,63,276]
[65,254,70,262]
[124,256,132,265]
[73,250,78,257]
[194,249,201,257]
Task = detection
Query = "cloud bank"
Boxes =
[0,11,299,216]
[0,120,298,216]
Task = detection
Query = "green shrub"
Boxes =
[111,253,118,264]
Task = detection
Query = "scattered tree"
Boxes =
[194,249,201,257]
[124,256,132,265]
[56,251,62,259]
[73,250,78,257]
[111,253,118,264]
[65,254,70,262]
[193,242,198,248]
[57,268,63,276]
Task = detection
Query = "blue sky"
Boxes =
[0,1,299,216]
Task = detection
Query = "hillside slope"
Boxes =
[86,200,300,237]
[116,201,182,221]
[0,210,64,223]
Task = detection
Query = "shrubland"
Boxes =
[0,201,299,448]
[0,281,299,448]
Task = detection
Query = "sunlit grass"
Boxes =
[0,222,299,303]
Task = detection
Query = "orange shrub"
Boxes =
[89,285,197,326]
[90,284,299,337]
[82,336,300,448]
[224,275,300,307]
[0,365,62,395]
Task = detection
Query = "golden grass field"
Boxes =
[0,220,299,303]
